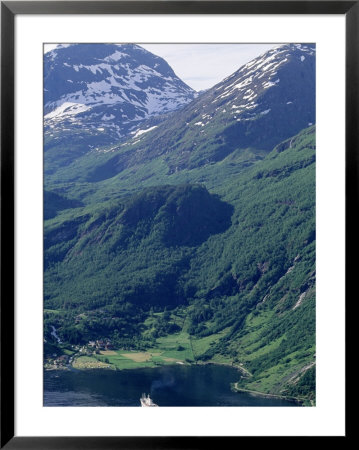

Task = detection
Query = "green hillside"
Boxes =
[44,125,316,402]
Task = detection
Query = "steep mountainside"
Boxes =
[44,44,316,402]
[44,44,196,172]
[44,126,316,400]
[45,43,315,188]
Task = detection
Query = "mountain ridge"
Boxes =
[43,44,316,402]
[45,43,315,189]
[44,43,197,170]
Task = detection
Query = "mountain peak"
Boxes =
[44,43,196,152]
[103,43,315,174]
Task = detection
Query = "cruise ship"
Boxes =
[140,393,158,407]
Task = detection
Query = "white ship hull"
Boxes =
[140,394,158,407]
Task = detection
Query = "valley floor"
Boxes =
[45,300,315,405]
[44,337,312,406]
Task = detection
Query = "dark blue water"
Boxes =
[44,364,298,407]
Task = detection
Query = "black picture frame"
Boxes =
[1,1,354,447]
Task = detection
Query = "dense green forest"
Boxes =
[44,125,316,401]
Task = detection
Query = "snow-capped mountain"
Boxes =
[85,43,315,177]
[45,43,315,183]
[209,43,315,128]
[44,44,197,163]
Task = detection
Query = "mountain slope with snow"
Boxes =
[44,44,197,171]
[44,44,316,401]
[67,43,315,184]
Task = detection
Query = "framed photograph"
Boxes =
[1,1,353,447]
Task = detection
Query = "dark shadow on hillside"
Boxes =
[120,184,234,247]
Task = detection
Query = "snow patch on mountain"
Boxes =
[206,44,315,125]
[44,43,197,147]
[45,102,91,119]
[131,126,158,138]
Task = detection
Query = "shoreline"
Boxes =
[195,360,251,377]
[44,360,311,405]
[232,382,305,405]
[44,357,247,374]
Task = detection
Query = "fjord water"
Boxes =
[44,364,296,407]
